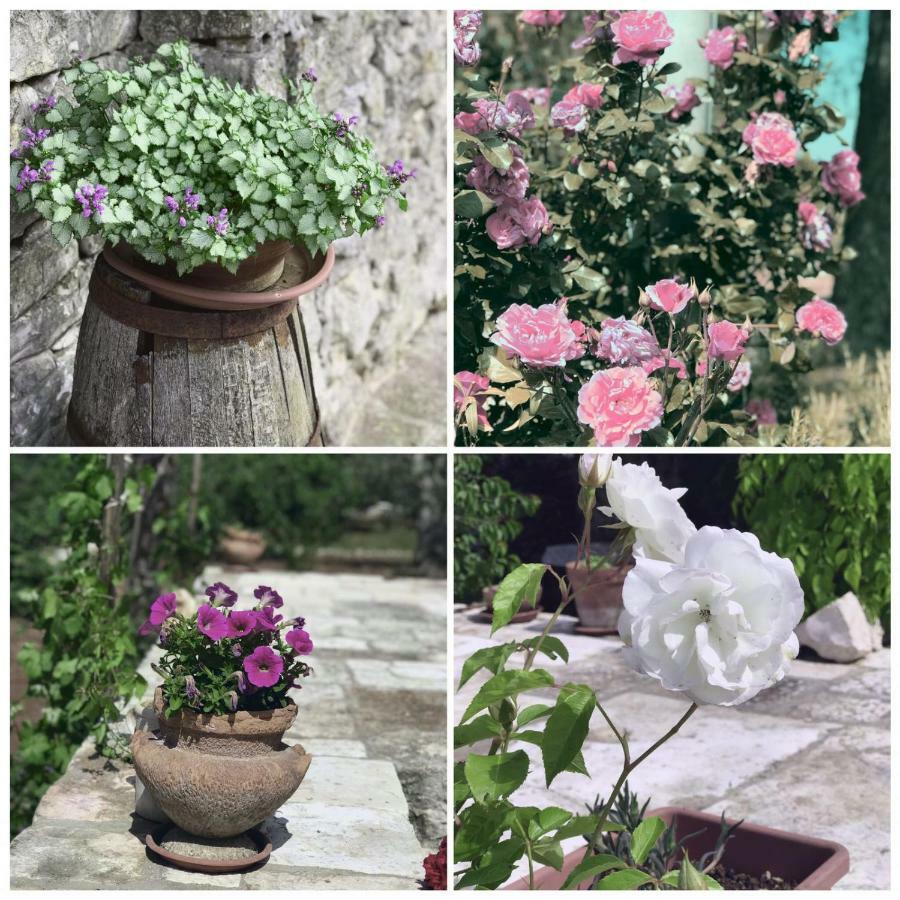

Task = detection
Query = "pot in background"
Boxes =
[565,560,632,634]
[218,525,266,566]
[479,584,542,625]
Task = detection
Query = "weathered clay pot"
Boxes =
[479,585,543,624]
[565,561,632,633]
[132,688,311,838]
[114,239,292,293]
[218,525,266,566]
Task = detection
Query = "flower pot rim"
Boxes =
[153,686,297,736]
[103,241,335,311]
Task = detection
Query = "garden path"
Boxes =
[10,570,447,890]
[454,608,890,891]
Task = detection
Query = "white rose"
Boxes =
[601,460,695,563]
[578,452,614,488]
[618,526,803,706]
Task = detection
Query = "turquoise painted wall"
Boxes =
[808,11,869,161]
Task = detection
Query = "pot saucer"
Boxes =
[474,608,538,624]
[145,826,271,873]
[573,624,618,636]
[103,243,335,312]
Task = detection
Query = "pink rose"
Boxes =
[520,10,566,27]
[648,356,687,380]
[454,96,535,137]
[485,195,551,249]
[664,82,701,121]
[611,11,674,67]
[820,149,865,208]
[572,11,619,50]
[727,359,752,392]
[700,26,748,69]
[564,83,605,110]
[645,278,694,315]
[577,367,664,447]
[550,98,588,134]
[490,301,585,368]
[742,112,800,168]
[508,86,552,108]
[707,320,750,361]
[454,370,490,428]
[773,89,787,108]
[788,28,813,61]
[746,398,778,425]
[454,33,481,66]
[596,316,661,371]
[454,10,482,33]
[796,297,847,345]
[466,145,530,202]
[797,201,832,251]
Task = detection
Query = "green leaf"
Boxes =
[532,839,564,870]
[454,714,502,748]
[458,642,517,689]
[517,702,553,727]
[553,815,624,842]
[464,750,530,803]
[251,182,273,203]
[51,222,73,245]
[560,852,626,889]
[235,174,255,199]
[630,816,667,866]
[461,669,554,723]
[492,563,546,633]
[455,189,495,219]
[676,853,711,889]
[108,124,129,142]
[661,869,723,890]
[595,867,656,890]
[520,635,569,663]
[52,204,71,223]
[541,683,595,787]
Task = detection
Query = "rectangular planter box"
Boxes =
[504,807,849,890]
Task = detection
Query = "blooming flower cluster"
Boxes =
[14,159,54,192]
[520,10,566,29]
[10,125,50,159]
[742,111,800,168]
[663,82,700,121]
[454,10,482,66]
[610,10,674,67]
[820,148,866,207]
[490,300,585,367]
[74,183,108,218]
[700,26,747,70]
[206,207,230,236]
[386,158,416,187]
[30,95,57,115]
[333,111,360,140]
[143,583,314,716]
[797,200,833,251]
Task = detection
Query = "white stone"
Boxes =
[134,776,170,824]
[797,592,883,662]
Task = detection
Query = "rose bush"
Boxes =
[11,41,410,274]
[454,10,862,446]
[454,454,804,888]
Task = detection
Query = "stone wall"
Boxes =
[9,10,447,446]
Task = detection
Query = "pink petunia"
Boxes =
[149,592,178,626]
[243,646,284,688]
[285,628,314,655]
[196,603,229,642]
[227,610,258,639]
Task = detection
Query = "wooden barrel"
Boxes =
[67,256,323,446]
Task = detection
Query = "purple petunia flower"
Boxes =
[205,582,238,607]
[196,603,229,641]
[228,691,239,711]
[255,605,284,631]
[234,670,248,692]
[184,674,201,703]
[149,592,178,626]
[291,616,306,629]
[232,643,243,657]
[243,646,284,688]
[227,610,257,639]
[285,627,314,656]
[253,585,284,608]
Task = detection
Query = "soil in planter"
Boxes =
[708,864,797,890]
[160,827,259,861]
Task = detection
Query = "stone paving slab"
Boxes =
[455,610,890,891]
[10,572,447,890]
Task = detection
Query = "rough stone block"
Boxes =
[11,219,80,318]
[797,592,884,662]
[139,10,283,43]
[10,11,138,82]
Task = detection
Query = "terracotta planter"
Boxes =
[132,688,311,838]
[219,525,266,565]
[103,241,335,311]
[478,585,542,624]
[504,807,849,890]
[115,239,292,293]
[565,560,631,634]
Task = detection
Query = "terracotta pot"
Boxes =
[115,239,292,293]
[132,688,312,838]
[503,807,849,890]
[565,561,631,634]
[479,585,542,624]
[219,525,266,565]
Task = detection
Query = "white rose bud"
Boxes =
[618,526,803,706]
[578,452,613,489]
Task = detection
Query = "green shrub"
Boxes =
[454,456,540,603]
[734,454,889,626]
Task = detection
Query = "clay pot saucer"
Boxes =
[146,825,271,874]
[474,608,539,625]
[103,242,335,311]
[573,624,619,636]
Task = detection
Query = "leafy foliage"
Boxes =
[454,455,540,603]
[734,454,889,626]
[455,11,861,446]
[11,41,408,273]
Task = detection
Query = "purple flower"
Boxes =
[253,585,284,608]
[183,187,201,210]
[386,159,416,185]
[243,646,284,688]
[184,674,201,703]
[196,603,229,641]
[232,643,243,657]
[11,126,51,159]
[74,183,107,218]
[333,112,359,140]
[164,195,180,212]
[301,67,318,82]
[227,610,257,638]
[234,670,248,692]
[228,691,239,711]
[285,628,314,656]
[206,208,229,235]
[137,618,156,636]
[178,216,187,228]
[375,215,386,228]
[149,592,178,626]
[205,582,238,607]
[255,605,284,631]
[30,95,57,115]
[291,616,306,629]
